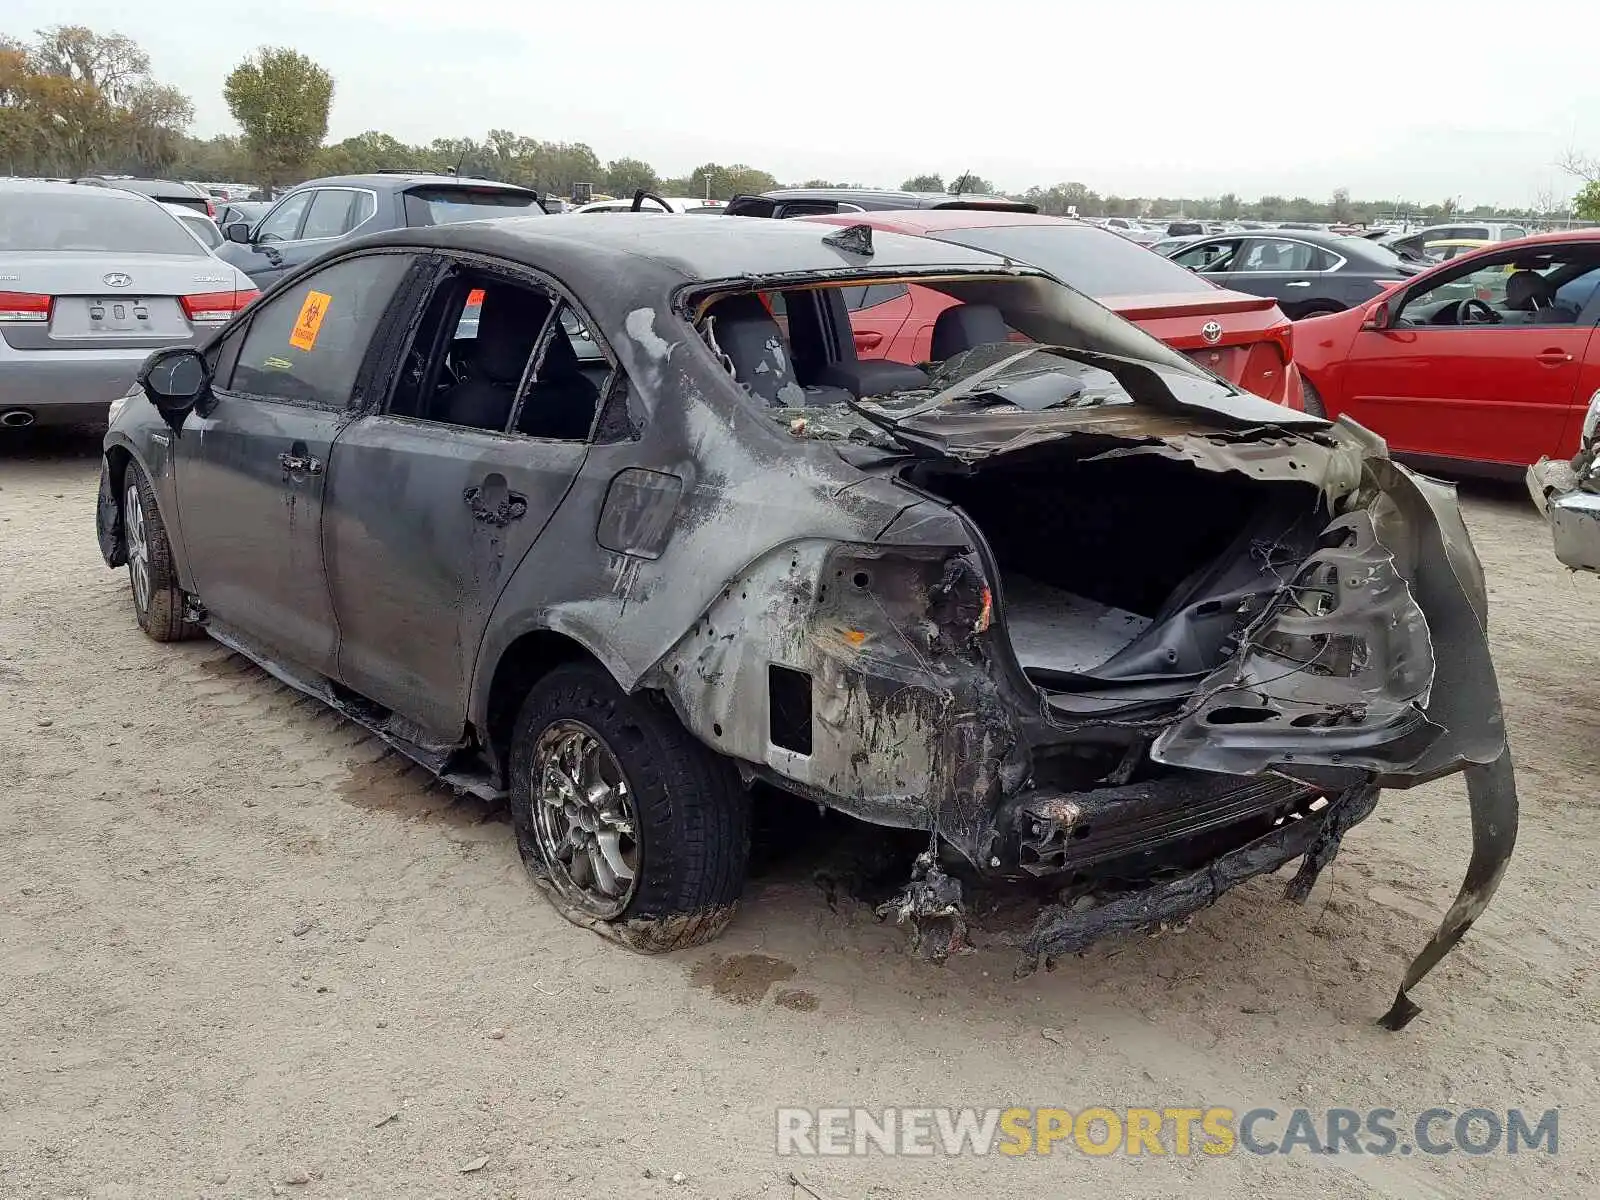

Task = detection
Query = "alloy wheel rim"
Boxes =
[530,720,639,918]
[125,483,151,614]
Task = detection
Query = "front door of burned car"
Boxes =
[173,251,416,675]
[320,260,599,740]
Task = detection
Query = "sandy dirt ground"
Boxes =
[2,427,1597,1200]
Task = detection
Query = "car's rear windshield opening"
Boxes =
[695,272,1205,418]
[928,224,1218,297]
[402,187,543,226]
[0,192,202,254]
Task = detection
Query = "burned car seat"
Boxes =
[706,294,801,406]
[438,286,550,430]
[516,325,601,440]
[931,303,1011,361]
[800,289,928,398]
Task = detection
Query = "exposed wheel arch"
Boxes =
[483,629,609,781]
[102,445,133,546]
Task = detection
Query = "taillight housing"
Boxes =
[182,289,259,325]
[1240,340,1288,403]
[0,291,51,323]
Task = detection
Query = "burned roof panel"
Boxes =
[349,212,1011,287]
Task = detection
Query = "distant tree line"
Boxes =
[5,25,1594,222]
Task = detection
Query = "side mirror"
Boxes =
[138,347,210,432]
[1360,300,1392,331]
[223,221,252,244]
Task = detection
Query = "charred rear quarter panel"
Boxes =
[469,303,918,759]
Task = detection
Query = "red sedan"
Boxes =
[1294,229,1600,473]
[797,210,1303,407]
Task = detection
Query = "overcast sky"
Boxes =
[12,0,1598,207]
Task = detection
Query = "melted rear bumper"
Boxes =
[1528,456,1600,573]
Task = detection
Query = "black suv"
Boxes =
[724,187,1036,219]
[216,172,546,289]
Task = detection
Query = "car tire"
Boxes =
[123,461,203,643]
[1301,379,1328,419]
[509,662,749,951]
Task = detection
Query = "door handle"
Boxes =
[1535,349,1573,366]
[853,330,883,351]
[279,451,323,475]
[1285,280,1312,287]
[463,483,528,526]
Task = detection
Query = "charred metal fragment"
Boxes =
[1285,783,1380,903]
[876,849,969,962]
[1379,747,1517,1030]
[820,224,875,257]
[95,462,126,567]
[1019,782,1378,971]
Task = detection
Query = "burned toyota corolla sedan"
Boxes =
[96,214,1514,1027]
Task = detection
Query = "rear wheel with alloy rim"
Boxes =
[531,720,640,918]
[509,662,749,949]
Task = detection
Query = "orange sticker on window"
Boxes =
[289,290,332,351]
[466,288,485,307]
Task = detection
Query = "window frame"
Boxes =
[216,248,419,413]
[291,187,377,243]
[286,186,379,244]
[376,250,623,443]
[252,189,315,244]
[1234,236,1342,274]
[1394,244,1600,329]
[1172,236,1244,272]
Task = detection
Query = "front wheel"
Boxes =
[124,461,202,642]
[509,663,749,951]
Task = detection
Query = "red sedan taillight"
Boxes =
[181,289,259,325]
[0,291,51,323]
[1239,341,1288,402]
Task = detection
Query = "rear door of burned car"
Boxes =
[320,252,613,740]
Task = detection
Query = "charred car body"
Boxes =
[1529,390,1600,572]
[96,215,1516,1028]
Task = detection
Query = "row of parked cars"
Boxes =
[8,173,1599,555]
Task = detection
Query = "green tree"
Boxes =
[1576,181,1600,222]
[1217,192,1240,220]
[1255,195,1285,220]
[32,25,149,103]
[683,162,778,200]
[948,172,993,195]
[316,129,413,176]
[1,28,191,175]
[901,173,944,192]
[604,156,658,196]
[426,136,483,175]
[170,133,249,181]
[224,47,334,189]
